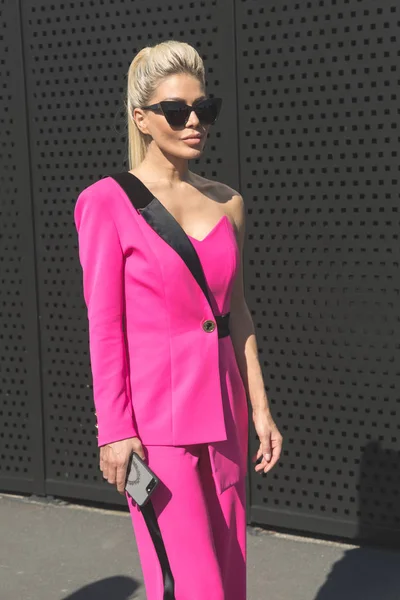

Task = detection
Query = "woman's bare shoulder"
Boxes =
[190,173,245,237]
[190,172,241,203]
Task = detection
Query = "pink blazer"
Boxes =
[74,174,231,448]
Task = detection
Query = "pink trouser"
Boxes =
[125,442,247,600]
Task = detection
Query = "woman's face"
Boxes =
[133,73,211,158]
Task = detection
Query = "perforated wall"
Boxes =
[1,0,399,546]
[236,1,400,545]
[18,0,239,505]
[0,1,45,494]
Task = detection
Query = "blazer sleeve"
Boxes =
[74,187,139,447]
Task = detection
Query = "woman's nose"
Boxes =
[186,107,201,127]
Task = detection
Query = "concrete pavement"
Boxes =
[1,492,399,600]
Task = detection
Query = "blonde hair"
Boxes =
[125,40,206,170]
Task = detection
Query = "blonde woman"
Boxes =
[74,40,282,600]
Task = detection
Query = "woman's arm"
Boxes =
[228,192,283,473]
[229,303,271,415]
[74,187,139,447]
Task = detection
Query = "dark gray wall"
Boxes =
[1,0,399,547]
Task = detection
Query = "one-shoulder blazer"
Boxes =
[74,174,234,447]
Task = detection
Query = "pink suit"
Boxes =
[74,173,249,599]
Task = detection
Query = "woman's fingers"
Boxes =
[252,445,263,463]
[254,444,268,473]
[106,464,116,484]
[102,462,126,495]
[116,463,129,495]
[252,438,272,466]
[254,440,273,474]
[254,447,281,474]
[254,458,267,472]
[98,437,145,494]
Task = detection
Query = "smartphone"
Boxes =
[124,451,160,507]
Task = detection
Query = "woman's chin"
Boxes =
[182,145,204,155]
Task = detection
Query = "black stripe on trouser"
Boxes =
[216,312,230,338]
[140,499,176,599]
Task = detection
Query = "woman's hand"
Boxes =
[251,408,283,474]
[99,436,146,495]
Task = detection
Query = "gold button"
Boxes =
[202,319,216,333]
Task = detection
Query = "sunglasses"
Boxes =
[139,97,222,127]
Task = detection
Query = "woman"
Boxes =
[74,40,282,600]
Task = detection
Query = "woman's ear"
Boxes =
[133,108,150,136]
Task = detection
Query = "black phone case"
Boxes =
[124,451,160,507]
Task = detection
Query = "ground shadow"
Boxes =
[60,575,140,600]
[314,440,400,600]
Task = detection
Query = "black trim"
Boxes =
[140,500,176,599]
[109,171,230,339]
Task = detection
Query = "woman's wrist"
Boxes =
[251,401,272,418]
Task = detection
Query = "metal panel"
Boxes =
[235,0,400,545]
[2,0,399,547]
[0,0,45,495]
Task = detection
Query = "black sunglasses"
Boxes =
[139,97,222,127]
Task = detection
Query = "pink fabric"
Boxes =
[74,175,248,494]
[187,231,249,495]
[74,177,229,447]
[75,174,249,597]
[126,445,247,600]
[125,220,248,598]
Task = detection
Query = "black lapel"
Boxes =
[108,171,214,313]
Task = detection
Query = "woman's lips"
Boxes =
[182,137,202,145]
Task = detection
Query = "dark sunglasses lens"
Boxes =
[161,98,222,126]
[195,98,222,125]
[161,102,190,126]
